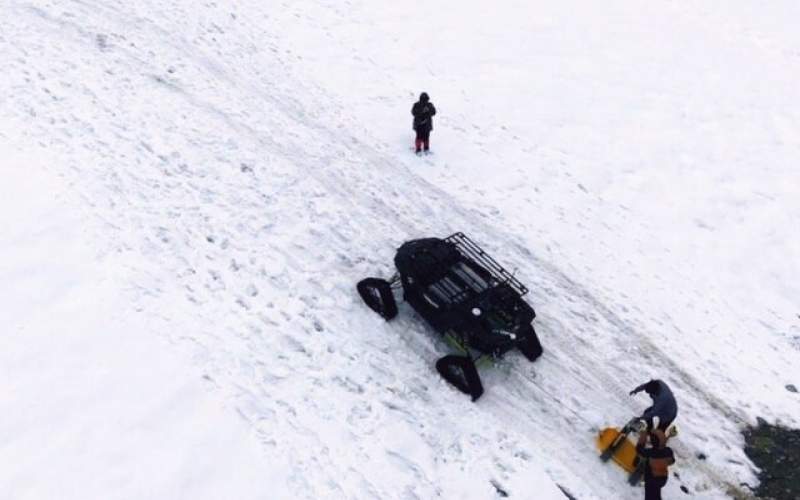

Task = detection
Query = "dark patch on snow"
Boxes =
[490,479,508,497]
[786,384,797,393]
[694,218,714,230]
[742,418,800,500]
[95,33,108,50]
[148,74,181,92]
[557,484,577,499]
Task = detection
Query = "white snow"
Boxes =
[1,1,798,499]
[0,148,290,499]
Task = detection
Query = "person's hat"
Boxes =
[644,380,661,395]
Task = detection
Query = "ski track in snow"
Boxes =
[3,0,799,499]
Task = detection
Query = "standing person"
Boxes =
[636,429,675,500]
[630,379,678,432]
[411,92,436,154]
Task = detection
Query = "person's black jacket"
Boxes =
[632,379,678,426]
[412,93,436,132]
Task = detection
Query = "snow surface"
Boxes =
[1,1,799,499]
[0,148,292,499]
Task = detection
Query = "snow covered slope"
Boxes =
[0,148,291,499]
[2,1,798,499]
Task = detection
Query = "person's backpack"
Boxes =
[648,450,675,478]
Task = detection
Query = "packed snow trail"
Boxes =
[3,0,799,499]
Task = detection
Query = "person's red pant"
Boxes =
[415,129,431,152]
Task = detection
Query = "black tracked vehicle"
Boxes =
[357,233,543,400]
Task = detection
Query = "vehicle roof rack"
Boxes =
[444,232,528,297]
